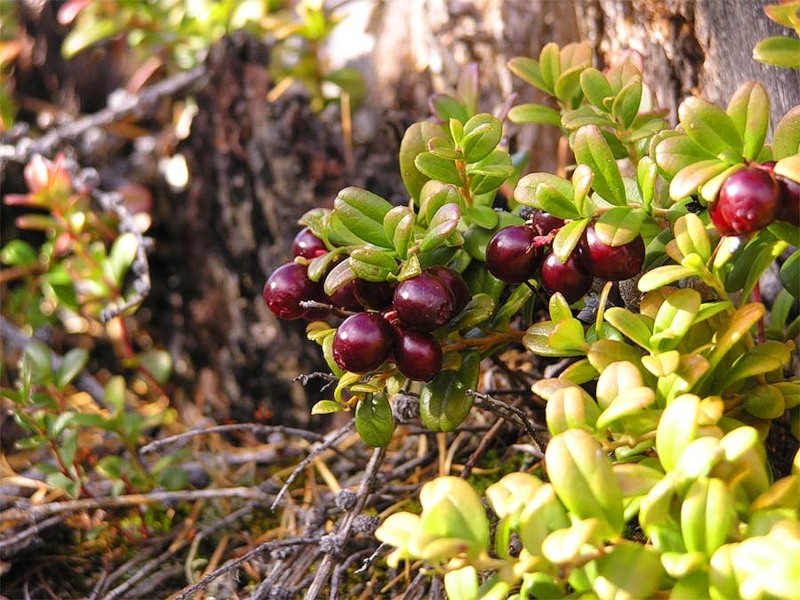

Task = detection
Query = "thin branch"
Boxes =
[468,389,545,440]
[172,537,321,600]
[0,487,265,525]
[0,514,64,557]
[139,423,324,455]
[270,421,356,511]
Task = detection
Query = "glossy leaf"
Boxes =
[546,429,624,534]
[742,384,786,420]
[654,135,716,177]
[678,96,743,159]
[554,64,587,106]
[668,159,729,200]
[588,542,665,600]
[552,218,588,262]
[355,393,394,447]
[420,203,461,253]
[603,308,653,350]
[419,476,490,554]
[539,42,561,91]
[580,68,613,109]
[753,35,800,69]
[334,187,393,247]
[611,77,643,129]
[384,205,415,258]
[508,57,548,93]
[772,105,800,159]
[637,265,696,292]
[311,400,344,415]
[574,125,625,205]
[55,348,89,389]
[656,394,700,472]
[673,213,711,263]
[420,371,472,432]
[415,152,463,187]
[508,103,562,126]
[461,114,503,163]
[726,81,769,161]
[681,477,736,556]
[595,207,644,247]
[545,384,600,434]
[349,247,397,281]
[400,121,446,199]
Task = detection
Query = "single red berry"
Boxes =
[332,312,394,373]
[353,279,394,310]
[540,251,593,303]
[393,272,455,331]
[425,266,471,313]
[708,198,737,236]
[580,223,645,281]
[263,262,322,320]
[485,225,544,283]
[529,209,565,236]
[715,167,780,234]
[292,227,327,259]
[394,328,443,382]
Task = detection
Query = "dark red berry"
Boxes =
[485,225,544,283]
[715,167,780,234]
[292,227,327,259]
[394,328,443,382]
[393,272,455,331]
[540,251,593,304]
[332,313,394,373]
[529,209,565,236]
[709,198,737,236]
[263,262,322,320]
[328,280,361,312]
[353,279,394,310]
[425,266,471,313]
[580,223,645,281]
[776,175,800,226]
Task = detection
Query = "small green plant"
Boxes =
[261,38,800,597]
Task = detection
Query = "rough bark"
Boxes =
[575,0,800,127]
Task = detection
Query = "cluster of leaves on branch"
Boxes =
[262,36,800,597]
[754,1,800,70]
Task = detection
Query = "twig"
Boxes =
[0,314,106,406]
[101,540,189,600]
[329,548,372,599]
[0,67,205,164]
[468,389,544,440]
[354,543,387,575]
[173,537,320,600]
[270,421,356,511]
[459,416,506,480]
[139,423,324,454]
[0,487,265,525]
[0,514,64,557]
[304,446,386,600]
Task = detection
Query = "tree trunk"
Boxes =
[575,0,800,127]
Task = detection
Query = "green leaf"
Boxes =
[772,106,800,159]
[596,386,656,430]
[444,567,479,600]
[0,240,37,266]
[780,250,800,299]
[580,68,614,109]
[611,77,642,129]
[753,36,800,69]
[334,187,393,247]
[62,18,123,58]
[400,121,446,199]
[546,429,625,534]
[678,97,743,159]
[651,288,701,351]
[415,152,463,187]
[536,185,582,220]
[545,385,600,434]
[508,103,562,126]
[138,350,172,384]
[704,303,765,374]
[25,339,52,381]
[539,42,561,91]
[604,308,653,350]
[420,371,473,432]
[420,203,461,253]
[742,384,786,419]
[561,106,615,130]
[104,376,126,415]
[461,114,503,163]
[655,135,717,177]
[726,81,770,161]
[349,247,398,282]
[432,94,470,124]
[355,393,394,447]
[507,57,548,93]
[669,159,729,200]
[573,125,626,205]
[549,318,588,352]
[587,543,665,600]
[108,233,139,286]
[323,259,356,295]
[383,206,415,259]
[656,393,700,472]
[467,152,515,195]
[552,219,589,262]
[55,348,89,389]
[465,205,498,229]
[674,213,711,263]
[681,478,736,556]
[420,181,462,226]
[419,476,490,556]
[594,207,644,246]
[515,172,575,210]
[311,400,344,415]
[554,64,587,106]
[428,137,463,160]
[637,265,695,292]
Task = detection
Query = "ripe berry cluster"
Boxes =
[486,209,645,303]
[709,164,800,236]
[263,228,471,381]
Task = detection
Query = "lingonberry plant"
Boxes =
[262,36,800,598]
